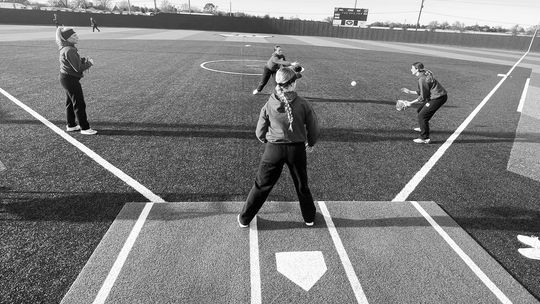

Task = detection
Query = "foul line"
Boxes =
[410,201,512,304]
[0,87,165,203]
[0,88,165,304]
[319,201,369,303]
[517,78,530,113]
[392,47,532,202]
[249,216,262,304]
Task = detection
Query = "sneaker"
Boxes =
[237,215,248,228]
[66,125,81,132]
[517,235,540,248]
[518,248,540,260]
[80,128,98,135]
[305,222,314,226]
[413,127,421,132]
[413,138,431,144]
[252,89,260,95]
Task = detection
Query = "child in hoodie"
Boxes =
[55,27,97,135]
[239,67,320,227]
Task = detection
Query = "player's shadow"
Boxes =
[305,97,458,108]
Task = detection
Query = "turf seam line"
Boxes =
[92,202,154,304]
[0,87,165,203]
[250,216,262,304]
[409,201,512,304]
[517,77,530,113]
[319,201,369,304]
[391,47,532,202]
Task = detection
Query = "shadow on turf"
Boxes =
[5,119,539,144]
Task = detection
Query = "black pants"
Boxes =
[92,25,100,32]
[59,74,90,130]
[240,143,316,224]
[256,67,276,92]
[417,94,447,139]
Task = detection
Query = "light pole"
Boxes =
[415,0,425,31]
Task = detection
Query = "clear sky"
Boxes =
[64,0,538,28]
[149,0,538,28]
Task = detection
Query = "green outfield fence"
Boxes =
[1,8,538,51]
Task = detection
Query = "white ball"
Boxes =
[351,81,357,86]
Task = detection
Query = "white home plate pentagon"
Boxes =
[276,251,327,291]
[61,201,538,304]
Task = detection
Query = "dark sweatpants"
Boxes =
[59,73,90,130]
[256,67,277,92]
[417,94,447,139]
[240,143,316,224]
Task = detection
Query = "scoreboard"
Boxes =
[333,7,368,27]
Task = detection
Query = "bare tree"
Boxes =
[48,0,68,7]
[160,0,176,12]
[94,0,113,10]
[203,3,216,14]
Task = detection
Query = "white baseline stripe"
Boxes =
[1,88,165,304]
[409,201,512,304]
[250,216,262,304]
[517,78,530,113]
[0,87,165,203]
[319,201,369,304]
[392,48,531,202]
[92,202,155,304]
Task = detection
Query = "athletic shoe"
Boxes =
[305,222,314,226]
[66,125,81,132]
[237,215,248,228]
[518,248,540,260]
[252,89,260,95]
[517,235,540,248]
[413,138,431,144]
[413,127,421,132]
[80,128,98,135]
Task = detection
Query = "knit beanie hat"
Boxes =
[61,28,75,40]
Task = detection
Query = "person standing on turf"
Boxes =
[239,67,320,227]
[55,27,97,135]
[90,17,100,32]
[400,62,448,144]
[253,45,299,95]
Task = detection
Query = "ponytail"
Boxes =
[275,84,294,131]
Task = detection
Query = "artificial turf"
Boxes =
[1,37,539,302]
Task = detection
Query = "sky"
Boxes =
[153,0,538,28]
[38,0,539,28]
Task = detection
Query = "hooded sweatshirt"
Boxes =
[56,29,92,78]
[256,92,319,146]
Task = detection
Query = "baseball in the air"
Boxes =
[351,81,357,86]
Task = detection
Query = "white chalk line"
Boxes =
[391,47,534,303]
[319,201,369,303]
[410,201,512,304]
[0,88,165,304]
[517,78,530,113]
[249,216,262,304]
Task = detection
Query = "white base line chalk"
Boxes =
[517,78,530,113]
[319,201,369,304]
[250,216,262,304]
[410,201,512,304]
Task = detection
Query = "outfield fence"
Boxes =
[1,8,538,51]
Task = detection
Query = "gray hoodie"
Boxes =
[256,92,319,146]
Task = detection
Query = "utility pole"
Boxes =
[153,0,157,13]
[229,1,232,16]
[415,0,425,31]
[354,0,357,9]
[188,0,191,14]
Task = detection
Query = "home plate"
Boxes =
[276,251,327,291]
